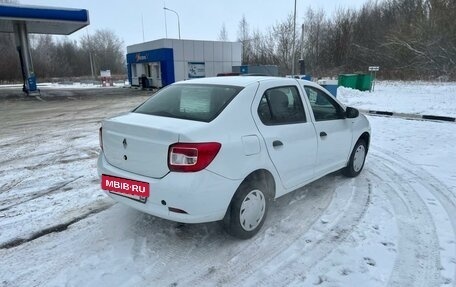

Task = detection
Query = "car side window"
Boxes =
[304,86,345,121]
[258,86,306,125]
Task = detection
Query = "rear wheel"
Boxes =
[343,139,367,177]
[223,180,270,239]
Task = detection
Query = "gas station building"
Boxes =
[127,39,242,88]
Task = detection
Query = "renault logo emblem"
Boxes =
[122,138,127,148]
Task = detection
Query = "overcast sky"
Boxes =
[19,0,368,47]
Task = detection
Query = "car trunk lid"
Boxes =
[102,113,202,179]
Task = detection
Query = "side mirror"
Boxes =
[346,107,359,118]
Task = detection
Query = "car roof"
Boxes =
[170,76,345,107]
[174,76,314,87]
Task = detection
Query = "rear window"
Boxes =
[134,84,243,122]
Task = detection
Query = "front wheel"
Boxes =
[343,139,367,177]
[223,180,270,239]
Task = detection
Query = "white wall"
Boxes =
[127,39,167,54]
[174,61,186,83]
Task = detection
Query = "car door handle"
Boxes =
[320,132,327,137]
[272,140,283,147]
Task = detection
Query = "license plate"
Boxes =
[101,175,150,201]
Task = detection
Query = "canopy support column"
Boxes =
[13,21,38,95]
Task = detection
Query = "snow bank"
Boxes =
[337,81,456,117]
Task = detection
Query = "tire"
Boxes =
[223,180,270,239]
[343,139,367,177]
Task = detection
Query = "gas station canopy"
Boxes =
[0,4,89,35]
[0,4,89,95]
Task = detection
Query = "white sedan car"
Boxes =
[98,76,370,239]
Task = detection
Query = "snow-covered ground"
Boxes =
[338,81,456,117]
[0,82,455,287]
[0,81,129,90]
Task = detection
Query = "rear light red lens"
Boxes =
[168,142,221,172]
[99,127,103,150]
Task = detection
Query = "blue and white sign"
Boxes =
[240,65,249,74]
[188,62,205,78]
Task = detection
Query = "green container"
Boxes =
[338,74,358,89]
[357,74,372,91]
[338,74,373,91]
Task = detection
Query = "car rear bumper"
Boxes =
[97,153,241,223]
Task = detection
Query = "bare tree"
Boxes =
[0,35,21,82]
[0,0,21,82]
[272,14,300,75]
[301,8,327,76]
[249,28,276,65]
[218,23,229,41]
[80,29,125,75]
[237,15,252,64]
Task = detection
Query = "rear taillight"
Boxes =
[99,127,103,150]
[168,142,221,172]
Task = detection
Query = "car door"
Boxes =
[253,81,318,190]
[303,85,353,175]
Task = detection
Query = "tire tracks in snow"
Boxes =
[179,174,371,287]
[0,176,83,212]
[246,176,371,287]
[367,164,440,286]
[370,148,456,286]
[0,200,114,249]
[144,176,336,287]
